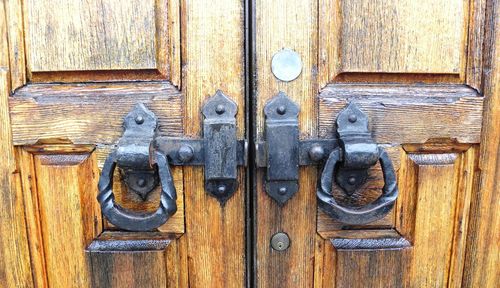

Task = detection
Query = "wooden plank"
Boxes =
[25,0,158,72]
[254,0,318,286]
[463,0,500,286]
[332,240,410,288]
[0,68,33,286]
[319,0,466,79]
[32,152,102,288]
[4,0,26,90]
[466,0,487,90]
[87,232,184,288]
[182,0,246,286]
[9,82,183,145]
[319,84,483,144]
[395,147,477,286]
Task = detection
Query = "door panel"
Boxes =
[1,0,245,287]
[254,0,496,287]
[0,0,498,287]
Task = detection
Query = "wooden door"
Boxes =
[253,0,499,287]
[0,0,246,287]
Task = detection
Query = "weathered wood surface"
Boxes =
[87,232,186,288]
[254,0,318,286]
[0,6,33,284]
[462,0,500,286]
[9,82,183,145]
[181,0,246,286]
[4,0,26,90]
[26,0,157,71]
[0,69,33,287]
[318,0,468,84]
[319,84,483,144]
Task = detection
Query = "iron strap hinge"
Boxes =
[255,92,380,205]
[153,91,248,203]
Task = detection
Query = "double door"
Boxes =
[0,0,498,287]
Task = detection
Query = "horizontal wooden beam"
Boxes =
[9,82,183,145]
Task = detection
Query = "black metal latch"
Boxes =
[98,91,246,232]
[256,92,398,224]
[154,90,247,203]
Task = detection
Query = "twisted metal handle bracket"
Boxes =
[317,147,398,225]
[97,151,177,231]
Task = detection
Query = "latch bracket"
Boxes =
[154,91,247,203]
[255,93,381,205]
[116,103,159,200]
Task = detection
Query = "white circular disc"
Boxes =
[271,49,302,82]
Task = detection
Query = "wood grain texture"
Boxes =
[0,69,33,286]
[466,0,488,90]
[87,232,185,288]
[27,152,102,287]
[9,82,183,145]
[254,0,318,286]
[181,0,246,286]
[4,0,26,90]
[319,84,483,144]
[25,0,157,71]
[396,146,478,287]
[332,243,410,288]
[463,0,500,286]
[319,0,467,83]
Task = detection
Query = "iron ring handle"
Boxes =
[317,146,398,225]
[97,151,177,231]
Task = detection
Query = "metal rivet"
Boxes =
[271,49,303,82]
[348,176,356,185]
[135,115,144,124]
[136,178,146,187]
[215,104,225,115]
[217,185,226,194]
[348,114,357,123]
[178,145,194,162]
[309,145,325,161]
[271,232,290,251]
[277,105,287,115]
[278,187,287,195]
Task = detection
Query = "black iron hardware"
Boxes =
[256,93,398,224]
[97,104,177,231]
[153,91,247,203]
[318,103,398,224]
[255,92,337,204]
[98,91,246,231]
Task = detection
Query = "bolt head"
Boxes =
[276,105,287,115]
[135,115,145,124]
[136,178,146,187]
[278,187,288,195]
[348,176,356,185]
[178,145,194,162]
[217,185,226,194]
[308,145,325,161]
[215,104,226,115]
[348,114,357,123]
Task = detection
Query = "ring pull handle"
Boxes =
[317,147,398,225]
[96,103,177,231]
[97,151,177,231]
[317,102,399,224]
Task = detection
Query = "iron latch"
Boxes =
[255,93,391,209]
[153,91,247,203]
[255,92,338,204]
